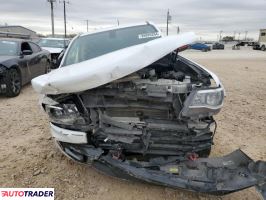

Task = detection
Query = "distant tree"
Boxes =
[222,36,234,42]
[67,33,77,38]
[37,33,45,38]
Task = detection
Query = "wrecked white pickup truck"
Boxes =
[31,22,265,198]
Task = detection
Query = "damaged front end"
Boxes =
[32,23,265,198]
[0,65,7,93]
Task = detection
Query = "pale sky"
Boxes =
[0,0,266,40]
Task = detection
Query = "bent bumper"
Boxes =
[50,123,87,144]
[54,140,266,198]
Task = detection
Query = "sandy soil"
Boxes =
[0,49,265,200]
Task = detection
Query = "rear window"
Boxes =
[38,39,69,48]
[62,24,160,66]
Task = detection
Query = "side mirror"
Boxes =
[22,50,33,55]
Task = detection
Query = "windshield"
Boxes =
[62,24,160,66]
[0,40,18,56]
[38,39,68,48]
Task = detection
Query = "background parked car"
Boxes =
[189,42,211,51]
[37,38,69,68]
[0,38,50,97]
[212,42,224,50]
[253,29,266,51]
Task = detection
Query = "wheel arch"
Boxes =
[9,64,23,85]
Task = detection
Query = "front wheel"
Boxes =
[261,45,265,51]
[5,68,22,97]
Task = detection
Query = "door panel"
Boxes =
[17,57,30,85]
[29,42,46,77]
[21,42,36,81]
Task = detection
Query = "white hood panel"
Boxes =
[32,32,196,95]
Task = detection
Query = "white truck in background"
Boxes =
[253,29,266,51]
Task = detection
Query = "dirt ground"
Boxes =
[0,49,265,200]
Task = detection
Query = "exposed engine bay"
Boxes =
[47,54,219,158]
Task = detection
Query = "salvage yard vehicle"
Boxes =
[212,42,224,50]
[31,22,266,198]
[0,38,50,97]
[189,42,211,52]
[37,38,69,68]
[253,29,266,51]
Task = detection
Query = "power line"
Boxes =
[47,0,56,37]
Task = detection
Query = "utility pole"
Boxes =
[233,31,236,40]
[176,26,180,34]
[85,20,89,32]
[47,0,56,37]
[244,31,248,41]
[166,9,171,36]
[60,0,69,39]
[219,30,223,42]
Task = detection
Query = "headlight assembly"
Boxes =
[190,88,224,108]
[45,103,86,125]
[182,88,224,118]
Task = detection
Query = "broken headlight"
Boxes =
[45,104,86,125]
[182,88,224,118]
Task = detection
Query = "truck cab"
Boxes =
[254,29,266,51]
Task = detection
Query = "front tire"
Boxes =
[261,45,265,51]
[5,68,22,97]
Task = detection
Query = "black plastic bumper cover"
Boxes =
[59,142,266,198]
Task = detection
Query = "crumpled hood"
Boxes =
[32,32,196,95]
[41,47,63,54]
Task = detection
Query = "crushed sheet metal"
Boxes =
[184,58,225,93]
[31,32,196,95]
